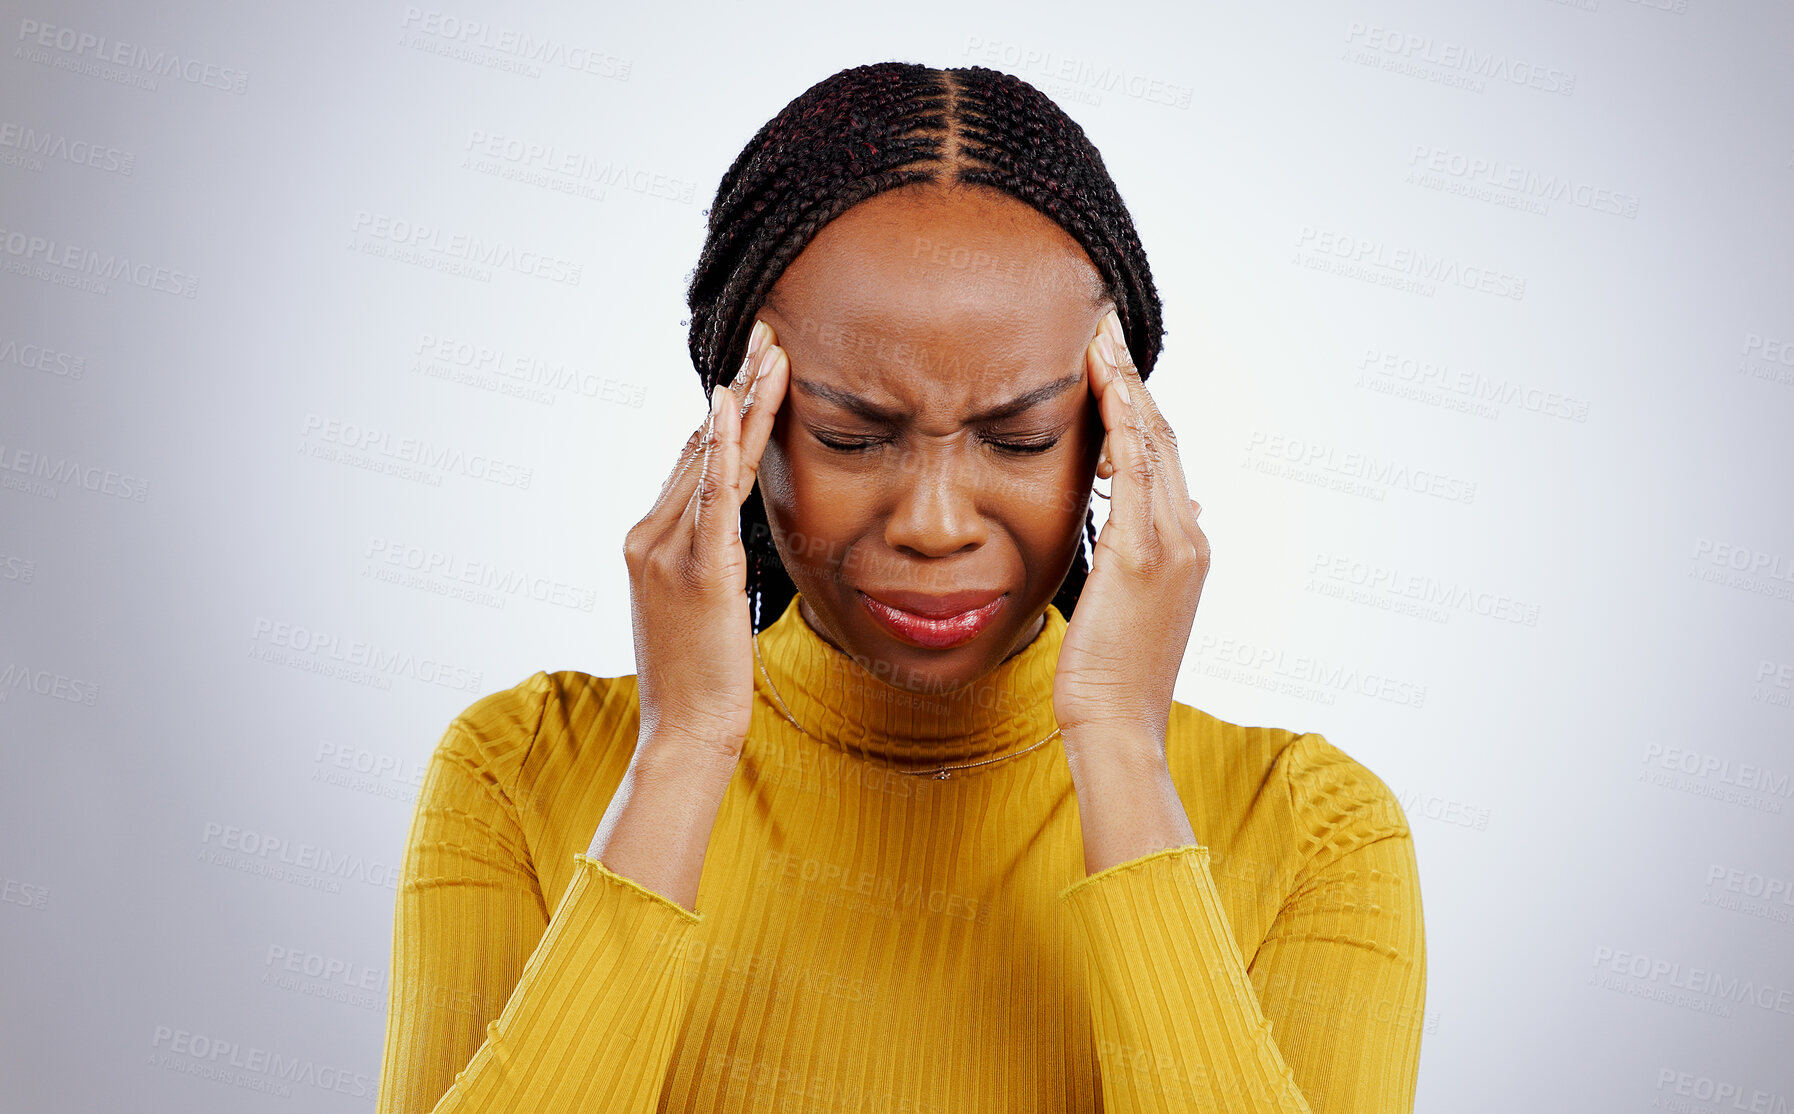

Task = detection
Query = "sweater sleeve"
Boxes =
[375,673,706,1114]
[1057,734,1426,1113]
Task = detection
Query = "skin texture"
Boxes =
[754,181,1111,705]
[591,179,1211,909]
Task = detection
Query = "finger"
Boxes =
[647,318,771,528]
[654,425,707,504]
[729,321,769,394]
[732,325,789,504]
[644,405,717,534]
[1099,311,1199,541]
[687,383,741,559]
[1100,312,1189,508]
[1087,330,1155,545]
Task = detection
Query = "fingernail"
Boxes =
[1112,375,1132,406]
[733,322,769,386]
[1096,334,1118,366]
[711,384,726,418]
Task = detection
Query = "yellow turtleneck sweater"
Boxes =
[377,595,1425,1113]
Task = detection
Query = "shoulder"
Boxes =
[436,670,640,798]
[1165,701,1409,878]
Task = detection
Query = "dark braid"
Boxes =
[684,62,1165,633]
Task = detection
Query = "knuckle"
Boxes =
[640,544,673,577]
[1137,543,1173,576]
[623,522,650,556]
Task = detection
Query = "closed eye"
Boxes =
[812,432,1061,456]
[984,435,1059,455]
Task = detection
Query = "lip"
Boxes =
[858,589,1008,650]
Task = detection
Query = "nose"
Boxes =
[883,444,988,559]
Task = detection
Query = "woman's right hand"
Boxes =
[623,318,789,764]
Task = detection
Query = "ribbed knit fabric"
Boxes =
[377,594,1425,1113]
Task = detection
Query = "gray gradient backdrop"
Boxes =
[3,0,1792,1110]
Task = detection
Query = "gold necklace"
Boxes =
[751,631,1061,780]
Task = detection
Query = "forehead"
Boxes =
[765,185,1107,408]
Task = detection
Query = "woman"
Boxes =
[377,62,1425,1113]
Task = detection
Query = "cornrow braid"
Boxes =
[684,61,1165,633]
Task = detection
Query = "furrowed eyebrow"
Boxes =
[793,370,1084,425]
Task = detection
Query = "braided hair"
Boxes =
[684,62,1166,633]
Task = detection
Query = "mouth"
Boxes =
[857,589,1008,650]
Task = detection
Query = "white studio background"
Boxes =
[2,0,1791,1110]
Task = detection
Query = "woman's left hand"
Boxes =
[1053,308,1210,771]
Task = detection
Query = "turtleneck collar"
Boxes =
[751,593,1067,771]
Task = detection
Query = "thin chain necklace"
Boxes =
[751,630,1061,780]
